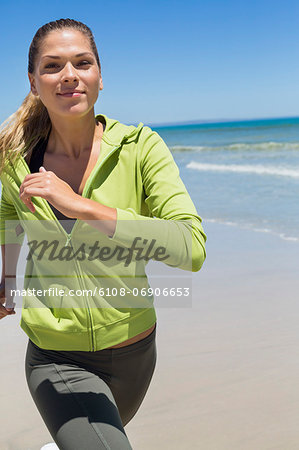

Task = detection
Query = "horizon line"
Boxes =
[142,114,299,128]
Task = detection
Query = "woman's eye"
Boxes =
[45,63,59,69]
[78,60,91,66]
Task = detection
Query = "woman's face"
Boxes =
[28,29,103,119]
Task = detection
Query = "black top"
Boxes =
[28,136,76,234]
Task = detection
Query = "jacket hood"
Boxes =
[96,114,144,146]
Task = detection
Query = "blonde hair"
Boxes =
[0,18,101,173]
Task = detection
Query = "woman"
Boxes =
[0,19,206,450]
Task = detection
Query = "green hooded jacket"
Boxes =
[0,114,206,351]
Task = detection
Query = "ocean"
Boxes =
[153,117,299,243]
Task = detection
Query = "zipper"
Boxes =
[67,237,95,351]
[65,233,72,246]
[20,143,122,351]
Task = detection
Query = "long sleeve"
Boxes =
[0,183,25,246]
[108,127,206,272]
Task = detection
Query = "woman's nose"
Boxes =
[61,62,78,83]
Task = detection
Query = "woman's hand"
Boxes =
[0,279,16,319]
[19,167,83,218]
[19,167,117,236]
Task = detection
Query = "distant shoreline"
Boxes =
[144,115,299,129]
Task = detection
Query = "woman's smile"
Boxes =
[58,91,85,97]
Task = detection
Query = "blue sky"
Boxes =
[1,0,299,125]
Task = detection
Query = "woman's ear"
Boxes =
[99,75,103,91]
[28,73,38,96]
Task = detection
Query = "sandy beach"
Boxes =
[1,221,299,449]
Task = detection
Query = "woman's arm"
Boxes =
[0,182,25,246]
[0,243,21,317]
[0,182,24,315]
[74,127,207,272]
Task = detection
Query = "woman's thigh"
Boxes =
[25,343,132,450]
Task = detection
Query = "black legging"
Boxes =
[25,323,157,450]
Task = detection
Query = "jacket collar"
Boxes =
[96,114,144,146]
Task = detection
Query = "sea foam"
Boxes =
[204,218,299,242]
[171,141,299,152]
[186,162,299,178]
